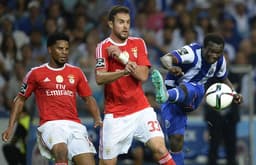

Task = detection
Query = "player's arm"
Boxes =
[81,96,103,128]
[221,78,243,104]
[128,62,149,82]
[2,95,26,142]
[96,69,129,85]
[160,53,184,76]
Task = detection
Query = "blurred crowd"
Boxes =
[0,0,255,117]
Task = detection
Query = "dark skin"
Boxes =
[2,40,102,165]
[160,41,243,152]
[48,40,69,68]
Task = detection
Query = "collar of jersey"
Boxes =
[46,63,66,71]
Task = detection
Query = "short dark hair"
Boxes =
[108,5,130,22]
[203,33,224,47]
[47,32,69,47]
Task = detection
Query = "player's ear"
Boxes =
[108,21,113,29]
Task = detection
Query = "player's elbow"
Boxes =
[95,70,106,85]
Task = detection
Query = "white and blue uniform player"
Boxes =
[151,33,243,165]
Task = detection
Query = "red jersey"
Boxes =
[19,63,92,125]
[95,37,151,117]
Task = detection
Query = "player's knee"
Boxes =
[146,137,168,157]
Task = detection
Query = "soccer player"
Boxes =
[95,5,176,165]
[2,32,103,165]
[151,33,243,165]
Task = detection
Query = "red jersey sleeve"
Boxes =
[76,68,92,97]
[136,38,151,67]
[95,42,109,70]
[19,69,37,98]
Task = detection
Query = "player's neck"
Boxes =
[48,62,65,69]
[110,34,126,44]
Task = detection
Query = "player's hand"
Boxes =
[233,93,243,104]
[94,120,103,128]
[168,66,184,76]
[107,45,129,64]
[107,45,121,58]
[2,127,14,142]
[124,61,137,74]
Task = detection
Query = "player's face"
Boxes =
[110,13,130,41]
[202,41,224,64]
[49,40,69,68]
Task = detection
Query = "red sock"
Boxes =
[158,153,176,165]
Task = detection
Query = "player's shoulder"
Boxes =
[97,37,112,47]
[188,42,202,50]
[65,63,83,72]
[175,42,202,56]
[128,36,145,43]
[29,63,48,72]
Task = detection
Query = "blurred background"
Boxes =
[0,0,255,165]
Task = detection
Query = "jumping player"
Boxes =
[151,33,243,165]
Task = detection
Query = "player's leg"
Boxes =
[72,153,95,165]
[136,108,176,165]
[168,134,184,165]
[68,123,97,165]
[51,143,69,164]
[99,158,118,165]
[99,114,135,165]
[37,121,70,164]
[151,69,186,104]
[151,69,169,103]
[130,140,144,165]
[160,103,187,165]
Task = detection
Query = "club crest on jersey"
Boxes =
[96,58,105,68]
[177,47,189,56]
[131,47,137,58]
[56,75,63,83]
[68,74,75,84]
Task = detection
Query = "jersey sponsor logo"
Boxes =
[56,75,63,83]
[177,47,189,56]
[46,84,74,96]
[46,89,73,96]
[96,58,105,68]
[20,82,27,95]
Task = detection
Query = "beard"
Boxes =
[53,57,66,67]
[114,30,128,41]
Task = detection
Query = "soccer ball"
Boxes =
[205,83,234,110]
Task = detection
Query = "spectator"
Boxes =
[2,108,30,165]
[15,0,45,35]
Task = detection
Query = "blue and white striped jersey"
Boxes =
[165,43,227,88]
